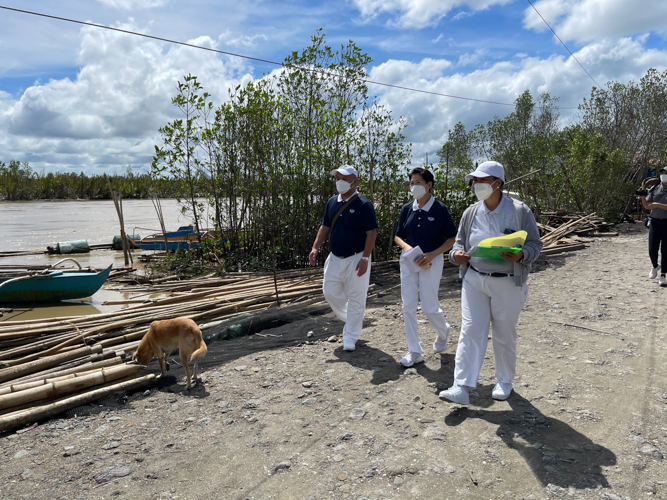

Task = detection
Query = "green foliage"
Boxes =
[0,160,181,201]
[152,31,412,270]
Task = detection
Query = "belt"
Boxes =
[333,251,362,259]
[469,265,513,278]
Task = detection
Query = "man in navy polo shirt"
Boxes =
[309,165,378,351]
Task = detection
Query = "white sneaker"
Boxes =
[438,385,470,405]
[433,323,450,353]
[399,351,424,367]
[660,275,667,287]
[343,340,356,351]
[650,266,660,279]
[492,380,513,401]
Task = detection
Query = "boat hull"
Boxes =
[0,265,112,303]
[129,226,203,251]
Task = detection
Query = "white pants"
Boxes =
[322,252,371,343]
[453,269,528,388]
[400,253,449,354]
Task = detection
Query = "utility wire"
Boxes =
[526,0,601,88]
[0,4,576,109]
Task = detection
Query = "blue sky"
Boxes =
[1,0,667,174]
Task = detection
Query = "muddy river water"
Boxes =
[0,199,201,321]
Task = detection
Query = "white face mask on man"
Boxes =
[661,174,667,183]
[409,185,427,200]
[336,179,352,194]
[474,180,498,201]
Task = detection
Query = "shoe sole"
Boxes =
[438,394,469,405]
[400,358,424,367]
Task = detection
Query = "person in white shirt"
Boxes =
[438,161,543,405]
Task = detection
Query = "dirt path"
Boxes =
[1,223,666,500]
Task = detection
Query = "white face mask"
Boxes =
[661,174,667,183]
[336,179,352,194]
[474,181,496,201]
[410,185,427,200]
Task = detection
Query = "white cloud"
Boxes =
[351,0,511,28]
[0,22,252,173]
[370,36,667,163]
[95,0,168,10]
[457,48,488,67]
[218,31,269,48]
[523,0,667,43]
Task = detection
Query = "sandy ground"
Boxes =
[1,222,666,500]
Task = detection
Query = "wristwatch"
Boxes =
[360,256,369,263]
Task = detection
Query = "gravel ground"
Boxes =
[1,222,666,500]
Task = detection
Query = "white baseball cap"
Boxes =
[330,165,358,177]
[464,161,505,182]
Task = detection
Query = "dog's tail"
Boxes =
[190,338,208,361]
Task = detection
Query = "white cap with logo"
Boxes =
[464,161,505,183]
[330,165,358,177]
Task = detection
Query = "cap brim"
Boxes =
[464,171,489,182]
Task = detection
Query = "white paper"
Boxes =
[401,246,425,273]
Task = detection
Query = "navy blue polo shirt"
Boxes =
[395,197,457,253]
[322,192,378,257]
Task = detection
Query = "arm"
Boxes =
[356,229,376,277]
[309,225,330,266]
[647,202,667,210]
[394,235,412,253]
[449,208,471,266]
[639,195,652,210]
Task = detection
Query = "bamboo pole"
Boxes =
[0,363,146,411]
[0,374,156,432]
[0,357,124,392]
[0,344,103,384]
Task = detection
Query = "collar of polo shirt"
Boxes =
[412,196,435,212]
[337,190,359,203]
[479,193,510,215]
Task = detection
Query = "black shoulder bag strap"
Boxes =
[330,194,360,230]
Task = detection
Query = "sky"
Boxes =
[1,0,667,174]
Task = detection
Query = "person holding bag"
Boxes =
[638,167,667,287]
[394,168,457,367]
[438,161,543,405]
[309,165,378,351]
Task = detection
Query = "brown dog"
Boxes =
[133,318,207,389]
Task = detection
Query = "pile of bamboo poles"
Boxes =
[538,212,615,255]
[0,267,333,431]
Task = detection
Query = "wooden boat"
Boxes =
[0,259,112,303]
[129,225,207,251]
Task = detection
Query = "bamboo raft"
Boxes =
[0,262,404,431]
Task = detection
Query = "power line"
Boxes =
[526,0,601,88]
[0,4,576,109]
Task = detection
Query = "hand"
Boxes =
[415,251,435,268]
[308,248,318,266]
[500,250,523,263]
[356,258,369,277]
[453,250,471,265]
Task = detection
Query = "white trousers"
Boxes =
[400,254,449,354]
[453,269,528,388]
[322,252,371,343]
